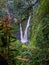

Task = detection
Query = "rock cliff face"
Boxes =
[14,0,40,41]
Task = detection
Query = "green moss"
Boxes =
[30,0,49,48]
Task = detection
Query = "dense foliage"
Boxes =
[0,0,49,65]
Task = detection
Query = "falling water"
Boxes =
[20,15,31,44]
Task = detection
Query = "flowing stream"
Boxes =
[20,15,31,43]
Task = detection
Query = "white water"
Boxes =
[20,15,31,43]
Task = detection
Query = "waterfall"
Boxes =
[20,15,31,43]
